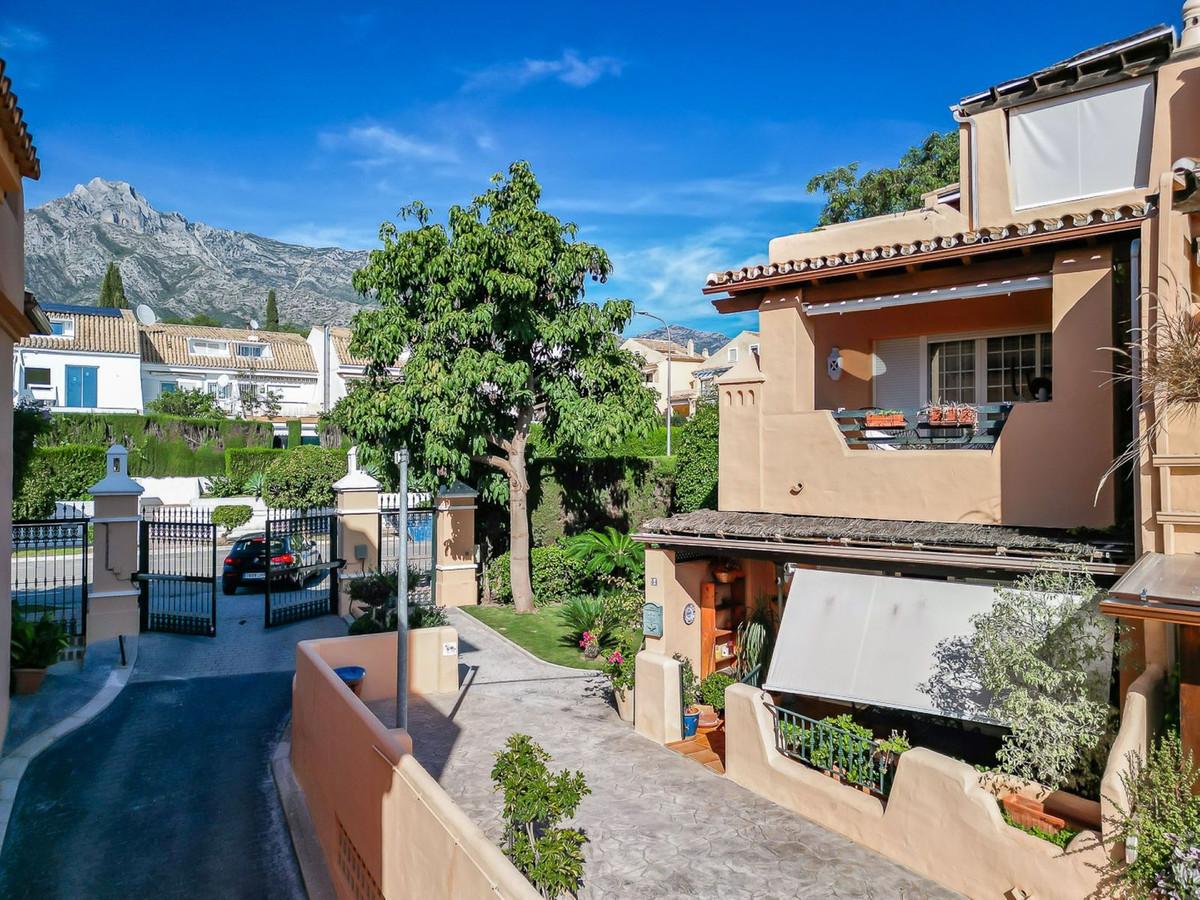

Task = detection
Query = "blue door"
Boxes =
[65,366,98,408]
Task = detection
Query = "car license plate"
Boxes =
[244,572,265,580]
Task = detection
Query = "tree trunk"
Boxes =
[509,447,535,613]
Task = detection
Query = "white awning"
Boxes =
[802,274,1051,317]
[764,569,1003,723]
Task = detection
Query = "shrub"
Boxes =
[243,472,265,498]
[673,652,700,709]
[146,388,222,418]
[287,419,302,449]
[13,445,106,520]
[205,474,244,498]
[565,527,644,583]
[1111,731,1200,897]
[12,403,50,497]
[559,595,606,644]
[700,672,736,712]
[531,546,585,606]
[349,613,387,635]
[226,447,286,484]
[673,402,718,512]
[409,603,449,630]
[603,630,640,694]
[262,447,348,509]
[11,614,69,668]
[211,504,253,535]
[485,552,513,604]
[491,734,589,899]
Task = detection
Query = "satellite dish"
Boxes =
[217,374,231,388]
[135,304,158,326]
[249,318,260,330]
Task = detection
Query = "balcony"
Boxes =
[833,404,1012,450]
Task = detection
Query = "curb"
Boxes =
[271,731,337,900]
[0,634,139,849]
[449,607,602,678]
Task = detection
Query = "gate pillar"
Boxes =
[434,482,478,607]
[334,446,381,617]
[88,445,143,643]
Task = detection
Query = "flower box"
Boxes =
[864,412,907,429]
[1001,793,1067,835]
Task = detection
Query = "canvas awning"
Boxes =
[764,568,1005,723]
[801,274,1051,317]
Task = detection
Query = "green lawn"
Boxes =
[462,604,605,670]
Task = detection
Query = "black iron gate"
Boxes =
[138,508,217,636]
[379,494,435,605]
[264,508,341,627]
[11,514,90,654]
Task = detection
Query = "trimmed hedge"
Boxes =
[673,403,718,512]
[287,419,302,449]
[43,413,275,478]
[13,445,107,520]
[482,547,586,606]
[262,447,349,509]
[211,504,253,535]
[227,448,286,485]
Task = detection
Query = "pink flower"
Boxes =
[579,631,595,648]
[608,650,623,665]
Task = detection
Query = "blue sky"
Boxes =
[2,1,1182,335]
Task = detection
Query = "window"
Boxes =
[985,332,1052,402]
[235,343,267,359]
[23,368,51,388]
[206,381,232,400]
[1008,77,1153,209]
[188,338,229,357]
[928,339,976,404]
[48,318,74,338]
[65,366,98,408]
[728,347,739,363]
[160,382,177,394]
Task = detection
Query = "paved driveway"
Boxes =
[0,592,345,900]
[371,609,959,900]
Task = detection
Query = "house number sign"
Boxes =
[682,602,697,626]
[642,603,664,638]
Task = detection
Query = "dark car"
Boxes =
[222,533,323,595]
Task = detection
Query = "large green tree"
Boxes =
[264,289,279,330]
[334,161,657,612]
[97,260,129,309]
[806,131,960,227]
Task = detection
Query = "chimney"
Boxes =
[687,339,695,354]
[1185,0,1200,49]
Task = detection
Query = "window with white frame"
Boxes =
[1008,77,1154,209]
[235,342,268,359]
[206,381,232,400]
[728,347,739,363]
[23,367,51,387]
[927,331,1052,405]
[188,338,229,357]
[48,318,74,338]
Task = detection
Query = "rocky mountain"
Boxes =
[632,325,733,358]
[25,178,372,326]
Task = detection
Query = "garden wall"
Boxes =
[291,632,534,900]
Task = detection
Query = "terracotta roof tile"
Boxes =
[140,323,317,372]
[19,307,138,354]
[0,59,39,179]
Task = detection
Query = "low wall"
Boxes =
[634,651,682,745]
[292,631,536,900]
[724,684,1113,899]
[135,476,206,506]
[1101,663,1166,855]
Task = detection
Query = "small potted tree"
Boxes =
[699,672,736,728]
[11,614,69,695]
[674,653,702,737]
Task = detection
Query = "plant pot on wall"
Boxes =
[1000,793,1067,835]
[615,687,635,724]
[712,562,743,584]
[12,668,47,695]
[864,412,906,429]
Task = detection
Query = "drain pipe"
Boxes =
[1129,236,1143,554]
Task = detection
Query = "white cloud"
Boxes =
[320,124,454,166]
[554,172,825,218]
[272,222,376,250]
[0,25,48,51]
[463,50,622,93]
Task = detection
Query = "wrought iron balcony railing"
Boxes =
[765,703,898,797]
[832,403,1013,450]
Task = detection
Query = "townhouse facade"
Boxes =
[1,60,45,752]
[621,336,707,416]
[632,10,1200,894]
[688,330,759,407]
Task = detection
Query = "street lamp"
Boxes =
[634,310,673,455]
[394,446,409,731]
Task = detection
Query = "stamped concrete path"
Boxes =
[371,609,959,900]
[0,591,345,900]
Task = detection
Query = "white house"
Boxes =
[620,336,707,417]
[13,303,144,412]
[688,330,760,408]
[307,325,366,412]
[139,322,321,417]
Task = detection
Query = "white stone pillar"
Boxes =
[88,445,144,643]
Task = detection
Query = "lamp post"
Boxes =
[394,446,409,731]
[634,310,673,455]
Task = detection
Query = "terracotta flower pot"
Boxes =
[614,687,635,724]
[865,413,905,428]
[1001,793,1066,835]
[712,565,743,584]
[12,668,47,695]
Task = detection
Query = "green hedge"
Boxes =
[528,455,676,547]
[42,413,275,478]
[287,419,302,449]
[673,403,718,512]
[13,445,107,521]
[482,547,586,605]
[262,447,349,509]
[211,504,253,535]
[226,448,286,484]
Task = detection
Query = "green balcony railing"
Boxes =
[765,703,898,797]
[832,403,1012,450]
[739,664,763,688]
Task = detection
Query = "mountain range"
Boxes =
[632,326,733,357]
[24,178,372,326]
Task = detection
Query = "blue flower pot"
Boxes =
[334,665,366,696]
[683,710,700,737]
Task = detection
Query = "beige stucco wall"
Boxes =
[719,247,1116,529]
[291,631,531,900]
[0,329,11,751]
[88,492,142,644]
[724,684,1111,899]
[435,490,478,607]
[633,650,682,745]
[642,550,705,668]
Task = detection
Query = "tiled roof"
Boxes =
[629,338,705,362]
[0,59,39,179]
[705,203,1151,292]
[329,326,369,368]
[140,324,317,373]
[693,365,732,380]
[19,307,139,355]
